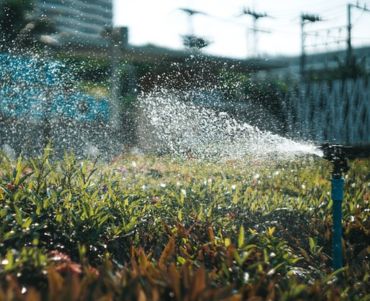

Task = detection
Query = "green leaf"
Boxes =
[238,225,245,248]
[177,256,186,265]
[4,250,15,271]
[267,226,276,237]
[22,217,32,229]
[234,251,242,265]
[18,171,34,187]
[179,190,185,205]
[308,237,316,253]
[14,206,23,226]
[177,209,183,222]
[13,156,23,185]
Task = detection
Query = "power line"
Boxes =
[305,25,346,35]
[304,25,348,53]
[352,9,366,25]
[174,2,369,58]
[306,40,347,48]
[347,2,370,66]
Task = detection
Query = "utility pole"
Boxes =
[240,8,271,57]
[179,8,205,36]
[179,8,210,49]
[300,13,322,77]
[346,2,370,68]
[347,4,352,67]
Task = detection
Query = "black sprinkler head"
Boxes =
[319,144,350,177]
[320,143,349,161]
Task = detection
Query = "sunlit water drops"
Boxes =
[137,88,322,161]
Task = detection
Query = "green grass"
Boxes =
[0,150,369,300]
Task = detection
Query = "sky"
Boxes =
[113,0,370,59]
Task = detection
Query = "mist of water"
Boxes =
[1,53,324,161]
[0,53,116,158]
[137,89,323,161]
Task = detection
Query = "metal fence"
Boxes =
[284,78,370,145]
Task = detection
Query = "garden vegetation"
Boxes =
[0,149,369,300]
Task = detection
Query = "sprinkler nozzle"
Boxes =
[320,144,350,177]
[319,143,370,176]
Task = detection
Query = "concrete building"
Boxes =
[34,0,112,47]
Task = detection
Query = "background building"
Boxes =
[34,0,112,47]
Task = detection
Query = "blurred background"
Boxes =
[114,0,370,58]
[0,0,369,157]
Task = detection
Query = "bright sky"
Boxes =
[113,0,370,59]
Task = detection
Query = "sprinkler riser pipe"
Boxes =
[331,177,344,270]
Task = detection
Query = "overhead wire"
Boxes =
[173,1,369,55]
[352,9,366,25]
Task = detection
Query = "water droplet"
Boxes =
[243,272,250,283]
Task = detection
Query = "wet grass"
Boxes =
[0,150,369,300]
